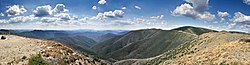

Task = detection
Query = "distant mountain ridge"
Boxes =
[49,35,97,54]
[12,29,128,55]
[91,26,216,61]
[2,26,250,65]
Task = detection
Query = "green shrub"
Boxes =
[28,54,51,65]
[22,56,27,59]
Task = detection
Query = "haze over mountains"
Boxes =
[1,26,250,65]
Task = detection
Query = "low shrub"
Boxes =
[28,54,51,65]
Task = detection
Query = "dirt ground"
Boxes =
[0,35,43,64]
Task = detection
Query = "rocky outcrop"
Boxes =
[0,35,106,65]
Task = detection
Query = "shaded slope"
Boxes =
[50,35,97,55]
[91,29,162,56]
[91,28,203,61]
[107,30,196,60]
[51,35,96,48]
[96,33,118,42]
[73,30,128,42]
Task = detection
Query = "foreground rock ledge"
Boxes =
[0,35,106,65]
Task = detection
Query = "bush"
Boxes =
[28,54,51,65]
[1,36,6,40]
[22,56,27,59]
[240,39,250,42]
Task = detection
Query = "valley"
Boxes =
[0,26,250,65]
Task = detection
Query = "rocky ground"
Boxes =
[160,32,250,65]
[113,31,250,65]
[0,35,106,65]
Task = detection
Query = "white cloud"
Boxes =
[98,0,106,5]
[0,13,4,16]
[92,10,124,20]
[230,12,250,23]
[33,5,53,17]
[6,5,27,16]
[199,12,215,21]
[150,15,164,19]
[0,15,38,23]
[172,3,215,21]
[40,17,60,23]
[53,13,77,21]
[91,13,106,20]
[53,4,69,14]
[217,11,229,17]
[244,0,250,5]
[217,11,229,22]
[92,6,97,10]
[220,18,226,22]
[113,10,124,17]
[121,7,126,10]
[185,0,209,12]
[103,11,116,17]
[134,6,141,10]
[33,4,69,17]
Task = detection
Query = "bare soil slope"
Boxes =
[159,32,250,64]
[0,35,106,65]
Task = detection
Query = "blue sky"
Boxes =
[0,0,250,32]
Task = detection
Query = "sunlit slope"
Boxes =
[148,32,250,65]
[0,35,106,65]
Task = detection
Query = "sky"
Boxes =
[0,0,250,32]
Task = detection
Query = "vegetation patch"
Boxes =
[1,36,6,40]
[28,54,51,65]
[240,39,250,42]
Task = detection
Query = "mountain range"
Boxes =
[1,26,250,65]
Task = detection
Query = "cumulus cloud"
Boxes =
[134,6,141,10]
[172,3,215,21]
[98,0,106,5]
[92,6,97,10]
[113,10,124,17]
[53,4,69,14]
[244,0,250,5]
[91,13,105,20]
[33,4,69,17]
[0,13,4,16]
[217,11,230,22]
[230,12,250,23]
[33,5,53,17]
[150,15,164,19]
[53,13,77,21]
[6,5,27,16]
[92,10,124,20]
[121,7,126,10]
[0,15,38,23]
[185,0,209,12]
[41,17,61,23]
[217,11,229,17]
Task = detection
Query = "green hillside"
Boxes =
[91,26,214,61]
[50,35,97,55]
